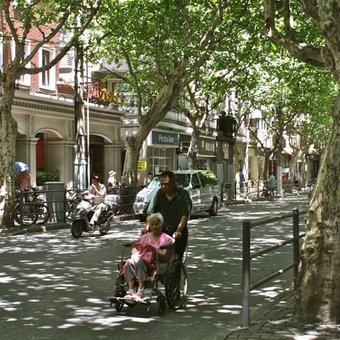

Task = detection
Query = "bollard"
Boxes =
[293,208,300,291]
[241,220,251,328]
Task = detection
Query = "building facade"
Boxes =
[1,11,317,192]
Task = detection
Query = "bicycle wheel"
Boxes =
[165,259,188,310]
[36,204,50,224]
[14,204,38,226]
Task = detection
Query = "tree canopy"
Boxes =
[0,0,102,226]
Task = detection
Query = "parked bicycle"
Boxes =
[15,187,50,226]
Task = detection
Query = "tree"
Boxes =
[0,0,102,227]
[177,21,266,170]
[232,34,335,190]
[264,0,340,323]
[93,0,263,186]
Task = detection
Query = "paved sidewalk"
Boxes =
[2,194,340,339]
[216,195,340,340]
[218,289,340,339]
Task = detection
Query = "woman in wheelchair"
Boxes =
[124,213,174,301]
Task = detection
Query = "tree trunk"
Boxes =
[187,128,199,170]
[296,94,340,323]
[122,59,188,189]
[262,152,270,180]
[0,79,18,227]
[122,134,143,188]
[289,148,300,180]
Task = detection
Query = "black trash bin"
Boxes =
[44,182,65,223]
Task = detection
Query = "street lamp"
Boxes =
[216,110,237,201]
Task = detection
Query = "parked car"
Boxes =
[133,170,221,222]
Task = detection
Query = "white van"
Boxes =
[133,170,221,221]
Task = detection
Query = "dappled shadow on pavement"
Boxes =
[0,196,316,339]
[224,290,340,339]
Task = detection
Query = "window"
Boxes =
[42,49,50,86]
[176,174,190,188]
[191,173,200,189]
[39,47,56,90]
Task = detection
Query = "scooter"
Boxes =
[70,193,119,239]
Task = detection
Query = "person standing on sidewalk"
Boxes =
[146,170,191,260]
[268,173,276,200]
[17,170,31,191]
[239,169,245,194]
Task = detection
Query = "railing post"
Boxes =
[242,220,251,327]
[293,208,299,291]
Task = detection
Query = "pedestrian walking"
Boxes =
[268,173,276,200]
[146,170,191,260]
[239,168,245,194]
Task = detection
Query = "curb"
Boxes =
[0,213,135,238]
[0,222,69,237]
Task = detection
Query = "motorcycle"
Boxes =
[71,193,120,239]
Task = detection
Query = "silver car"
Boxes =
[133,170,221,221]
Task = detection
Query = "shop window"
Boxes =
[148,146,171,173]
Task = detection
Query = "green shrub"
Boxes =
[36,169,61,185]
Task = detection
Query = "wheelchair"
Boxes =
[109,242,188,315]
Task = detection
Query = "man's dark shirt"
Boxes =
[147,186,191,230]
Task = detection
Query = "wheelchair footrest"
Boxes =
[109,295,150,306]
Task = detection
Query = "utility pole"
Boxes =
[227,133,236,199]
[216,130,224,203]
[73,35,88,190]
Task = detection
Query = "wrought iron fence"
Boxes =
[241,208,307,327]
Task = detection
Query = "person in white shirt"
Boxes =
[88,175,107,226]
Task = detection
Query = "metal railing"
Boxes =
[241,208,307,327]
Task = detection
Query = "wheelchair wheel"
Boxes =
[165,259,188,310]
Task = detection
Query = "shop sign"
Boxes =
[138,160,147,171]
[152,131,179,146]
[85,82,121,105]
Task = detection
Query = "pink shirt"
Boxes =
[139,232,174,249]
[132,233,174,267]
[18,171,31,190]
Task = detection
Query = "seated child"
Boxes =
[124,212,174,301]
